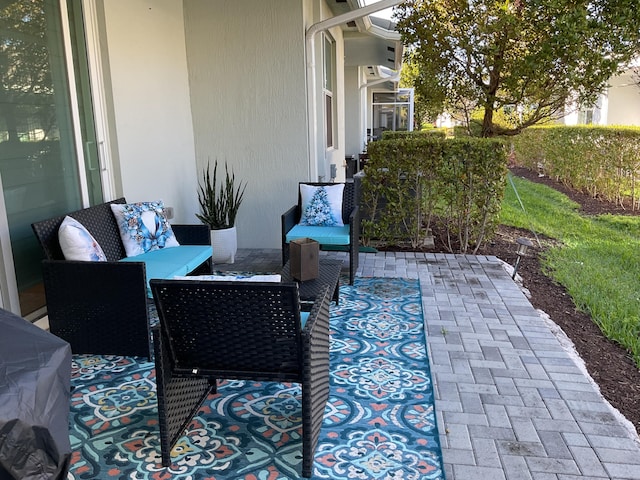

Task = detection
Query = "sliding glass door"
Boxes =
[0,0,101,317]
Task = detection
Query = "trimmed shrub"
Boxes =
[381,129,447,140]
[511,126,640,208]
[362,136,508,253]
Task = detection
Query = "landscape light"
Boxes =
[512,237,534,280]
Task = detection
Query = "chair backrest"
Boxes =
[150,279,304,381]
[298,182,355,225]
[31,198,127,262]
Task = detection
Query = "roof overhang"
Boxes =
[329,0,404,72]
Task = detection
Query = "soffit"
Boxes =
[327,1,403,70]
[344,32,400,70]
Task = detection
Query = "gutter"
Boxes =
[305,0,405,181]
[360,67,401,90]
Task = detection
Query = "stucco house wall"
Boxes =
[345,66,363,159]
[606,72,640,126]
[101,0,199,223]
[184,0,310,249]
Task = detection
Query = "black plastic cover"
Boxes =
[0,308,71,479]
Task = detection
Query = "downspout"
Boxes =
[305,0,404,181]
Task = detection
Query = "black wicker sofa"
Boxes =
[31,198,212,358]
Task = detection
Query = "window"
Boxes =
[323,35,335,148]
[578,107,594,125]
[372,89,414,139]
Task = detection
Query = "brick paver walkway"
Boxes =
[231,249,640,479]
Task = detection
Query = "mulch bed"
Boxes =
[476,167,640,435]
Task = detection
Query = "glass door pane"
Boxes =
[0,0,85,316]
[67,0,102,205]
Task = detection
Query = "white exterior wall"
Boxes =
[344,66,362,158]
[184,0,308,249]
[606,73,640,126]
[331,24,347,183]
[101,0,198,223]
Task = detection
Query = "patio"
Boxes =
[67,249,640,479]
[228,249,640,479]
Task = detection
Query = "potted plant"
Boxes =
[196,160,247,264]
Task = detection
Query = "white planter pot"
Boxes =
[210,227,237,264]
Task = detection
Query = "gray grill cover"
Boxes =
[0,308,71,479]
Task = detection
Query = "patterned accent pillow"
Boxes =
[298,184,345,227]
[58,216,107,262]
[110,201,180,257]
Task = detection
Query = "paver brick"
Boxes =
[567,446,609,477]
[538,430,573,459]
[442,448,476,465]
[511,418,542,443]
[485,403,511,428]
[526,457,580,475]
[444,423,473,450]
[501,455,535,480]
[532,418,581,434]
[586,434,640,450]
[603,462,640,479]
[444,412,489,426]
[453,464,507,480]
[467,425,517,441]
[496,440,547,457]
[472,437,501,466]
[460,391,485,414]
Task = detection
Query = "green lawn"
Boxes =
[501,174,640,368]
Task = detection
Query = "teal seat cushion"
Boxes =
[286,225,350,245]
[300,311,310,329]
[120,245,211,296]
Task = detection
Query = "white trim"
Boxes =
[0,172,20,314]
[60,0,91,207]
[82,0,116,201]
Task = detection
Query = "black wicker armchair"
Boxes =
[31,198,211,358]
[150,279,331,478]
[281,181,359,284]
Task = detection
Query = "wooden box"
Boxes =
[290,238,319,281]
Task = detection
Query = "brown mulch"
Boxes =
[475,167,640,435]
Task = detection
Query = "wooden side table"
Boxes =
[281,259,342,305]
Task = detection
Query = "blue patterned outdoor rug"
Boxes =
[67,277,444,479]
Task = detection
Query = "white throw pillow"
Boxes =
[58,216,107,262]
[298,184,345,227]
[110,201,180,257]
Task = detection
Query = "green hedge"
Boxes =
[511,126,640,207]
[362,137,508,253]
[381,129,447,140]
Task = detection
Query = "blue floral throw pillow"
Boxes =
[299,184,345,227]
[110,201,180,257]
[58,216,107,262]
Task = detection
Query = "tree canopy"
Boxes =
[394,0,640,136]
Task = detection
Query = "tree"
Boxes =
[400,52,439,128]
[394,0,640,137]
[0,0,55,143]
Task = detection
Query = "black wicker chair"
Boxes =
[31,198,211,358]
[150,279,331,478]
[281,182,359,284]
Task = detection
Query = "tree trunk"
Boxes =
[481,106,495,137]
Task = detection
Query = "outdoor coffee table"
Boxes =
[281,259,342,306]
